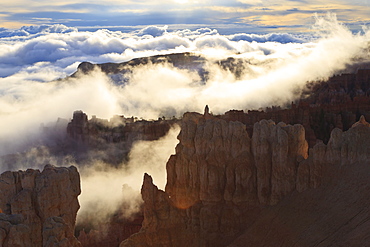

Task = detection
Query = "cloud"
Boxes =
[228,32,309,43]
[195,34,239,51]
[0,25,195,78]
[0,24,77,38]
[0,69,123,156]
[136,25,168,37]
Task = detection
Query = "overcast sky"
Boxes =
[1,0,370,33]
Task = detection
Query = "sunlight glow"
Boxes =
[174,0,189,4]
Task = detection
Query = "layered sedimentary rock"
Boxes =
[121,112,370,247]
[252,120,308,205]
[229,116,370,247]
[0,165,81,247]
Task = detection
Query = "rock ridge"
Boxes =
[121,113,370,247]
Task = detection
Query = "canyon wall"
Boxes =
[121,111,370,247]
[0,165,81,247]
[228,117,370,247]
[222,69,370,147]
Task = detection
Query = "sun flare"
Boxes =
[174,0,188,4]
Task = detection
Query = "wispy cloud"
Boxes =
[0,0,369,32]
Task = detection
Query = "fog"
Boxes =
[77,125,180,224]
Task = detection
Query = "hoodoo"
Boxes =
[121,114,370,247]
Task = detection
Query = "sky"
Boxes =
[1,0,370,33]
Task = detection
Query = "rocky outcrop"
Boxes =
[65,110,178,165]
[0,214,30,247]
[222,69,370,147]
[0,165,81,247]
[252,120,308,205]
[121,113,370,247]
[228,117,370,247]
[296,114,370,192]
[120,174,197,247]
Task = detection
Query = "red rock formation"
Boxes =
[228,117,370,247]
[0,165,81,247]
[0,214,31,247]
[252,120,308,205]
[121,114,370,247]
[120,174,197,247]
[221,69,370,147]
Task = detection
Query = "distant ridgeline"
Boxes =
[70,52,262,83]
[71,52,209,83]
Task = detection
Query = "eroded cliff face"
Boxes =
[121,112,370,247]
[229,116,370,247]
[0,165,81,247]
[222,69,370,147]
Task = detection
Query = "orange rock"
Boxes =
[0,165,81,247]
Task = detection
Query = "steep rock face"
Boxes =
[0,214,30,247]
[228,117,370,247]
[122,113,370,247]
[252,120,308,205]
[120,174,196,247]
[166,112,257,209]
[122,112,312,247]
[0,165,81,247]
[166,113,308,210]
[296,115,370,192]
